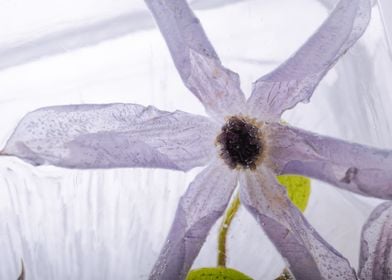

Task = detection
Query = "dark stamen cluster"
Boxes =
[217,116,263,170]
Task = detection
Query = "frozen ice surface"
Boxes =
[0,0,391,279]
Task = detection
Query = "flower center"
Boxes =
[217,116,263,170]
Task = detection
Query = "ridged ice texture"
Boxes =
[145,0,246,121]
[247,0,371,121]
[239,166,356,280]
[359,201,392,280]
[2,103,218,171]
[150,161,238,280]
[267,123,392,199]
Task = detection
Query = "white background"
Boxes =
[0,0,391,279]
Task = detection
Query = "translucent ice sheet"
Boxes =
[0,0,391,279]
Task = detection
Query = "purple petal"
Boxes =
[1,103,218,170]
[146,0,246,121]
[239,166,356,279]
[359,201,392,280]
[150,160,238,280]
[267,123,392,199]
[247,0,371,121]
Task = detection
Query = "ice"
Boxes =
[0,0,391,279]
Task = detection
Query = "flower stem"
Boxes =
[217,194,241,267]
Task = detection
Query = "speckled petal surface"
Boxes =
[145,0,246,121]
[268,123,392,199]
[150,160,238,280]
[239,166,356,280]
[1,103,218,171]
[359,201,392,280]
[247,0,371,121]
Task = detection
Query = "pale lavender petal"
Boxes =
[359,201,392,280]
[267,123,392,199]
[247,0,371,121]
[240,166,356,279]
[150,160,238,280]
[1,103,218,171]
[146,0,246,121]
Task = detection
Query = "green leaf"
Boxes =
[186,267,253,280]
[277,175,311,212]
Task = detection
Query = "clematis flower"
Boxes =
[1,0,391,279]
[359,201,392,280]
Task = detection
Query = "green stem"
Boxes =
[217,194,241,267]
